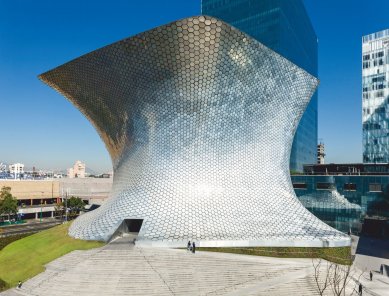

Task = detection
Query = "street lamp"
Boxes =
[65,188,68,222]
[40,191,44,223]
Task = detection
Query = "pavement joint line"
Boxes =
[223,264,314,296]
[377,278,389,285]
[138,246,176,296]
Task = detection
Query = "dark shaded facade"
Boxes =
[202,0,318,172]
[303,163,389,175]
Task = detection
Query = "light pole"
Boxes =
[40,191,44,223]
[65,188,68,222]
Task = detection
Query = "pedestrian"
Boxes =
[192,242,196,254]
[17,281,22,288]
[370,270,373,281]
[359,283,363,295]
[187,240,191,251]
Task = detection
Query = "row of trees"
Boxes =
[0,186,18,221]
[55,196,86,220]
[1,186,85,221]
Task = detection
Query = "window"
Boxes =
[369,183,382,192]
[363,122,380,130]
[293,183,307,189]
[372,76,385,83]
[344,183,357,191]
[316,183,334,190]
[376,91,384,97]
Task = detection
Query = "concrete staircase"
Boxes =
[2,237,381,296]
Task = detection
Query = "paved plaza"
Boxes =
[1,236,388,296]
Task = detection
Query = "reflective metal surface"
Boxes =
[40,16,349,247]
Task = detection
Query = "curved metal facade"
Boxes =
[40,16,350,247]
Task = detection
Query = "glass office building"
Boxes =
[292,175,389,233]
[202,0,318,172]
[362,29,389,163]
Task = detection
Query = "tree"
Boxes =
[63,196,85,219]
[312,259,363,296]
[54,202,64,219]
[313,259,331,296]
[0,186,18,221]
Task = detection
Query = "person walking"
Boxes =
[187,240,191,251]
[192,242,196,254]
[17,281,22,289]
[359,283,363,295]
[370,270,373,281]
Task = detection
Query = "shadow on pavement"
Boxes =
[356,236,389,259]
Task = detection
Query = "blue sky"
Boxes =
[0,0,388,173]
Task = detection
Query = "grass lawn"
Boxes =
[0,223,104,290]
[0,233,36,251]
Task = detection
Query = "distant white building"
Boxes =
[9,163,24,175]
[317,143,325,164]
[67,161,86,178]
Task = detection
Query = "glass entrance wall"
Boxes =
[292,175,389,233]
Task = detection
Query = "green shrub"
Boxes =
[0,278,7,292]
[0,233,35,251]
[197,246,352,265]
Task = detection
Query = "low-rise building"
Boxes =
[67,160,86,178]
[9,163,24,175]
[0,177,112,220]
[303,162,389,175]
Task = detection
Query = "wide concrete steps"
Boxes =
[2,238,350,296]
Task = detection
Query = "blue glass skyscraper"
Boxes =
[362,29,389,163]
[202,0,318,172]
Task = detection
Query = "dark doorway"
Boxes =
[124,219,143,233]
[109,218,144,242]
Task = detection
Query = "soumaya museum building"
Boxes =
[40,15,349,248]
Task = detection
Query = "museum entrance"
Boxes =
[110,219,144,243]
[123,219,143,233]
